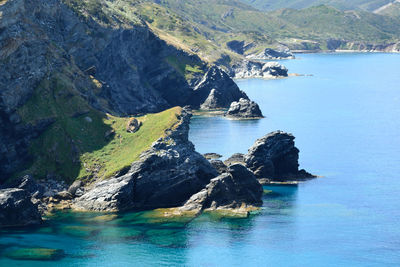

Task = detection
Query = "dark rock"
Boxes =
[0,188,42,227]
[180,164,263,211]
[188,66,249,110]
[224,153,245,166]
[210,160,227,174]
[73,109,218,211]
[244,131,314,181]
[126,118,142,133]
[17,175,44,199]
[203,153,223,160]
[225,98,263,119]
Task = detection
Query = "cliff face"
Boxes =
[0,0,247,182]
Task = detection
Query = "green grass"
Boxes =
[17,71,182,183]
[164,55,204,80]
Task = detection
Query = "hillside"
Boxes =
[138,1,400,55]
[376,1,400,19]
[239,0,393,12]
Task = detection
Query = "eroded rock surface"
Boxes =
[180,164,263,212]
[244,131,314,181]
[73,109,218,211]
[226,98,263,119]
[232,60,288,79]
[0,188,42,227]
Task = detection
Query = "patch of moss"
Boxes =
[164,55,204,80]
[5,248,65,261]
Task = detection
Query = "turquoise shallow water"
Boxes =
[1,53,400,266]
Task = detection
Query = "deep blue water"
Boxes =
[1,53,400,266]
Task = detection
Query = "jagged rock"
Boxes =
[17,175,44,199]
[126,118,142,133]
[225,98,263,119]
[203,153,223,160]
[0,188,42,227]
[73,109,218,212]
[244,131,314,181]
[224,153,245,166]
[180,164,263,212]
[189,66,249,110]
[247,47,295,60]
[210,160,227,174]
[68,180,82,196]
[226,40,255,55]
[231,60,288,79]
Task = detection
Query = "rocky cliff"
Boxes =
[0,0,250,182]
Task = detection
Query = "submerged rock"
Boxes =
[0,188,42,227]
[244,131,314,181]
[73,109,218,212]
[5,248,65,261]
[225,98,263,119]
[180,164,263,212]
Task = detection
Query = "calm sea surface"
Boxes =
[1,53,400,266]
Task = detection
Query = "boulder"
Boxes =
[126,118,142,133]
[262,62,289,77]
[68,180,82,196]
[73,109,218,211]
[180,164,263,212]
[0,188,42,227]
[225,98,263,119]
[244,131,314,181]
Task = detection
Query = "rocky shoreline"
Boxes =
[0,108,315,227]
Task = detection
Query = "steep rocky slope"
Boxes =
[0,0,250,183]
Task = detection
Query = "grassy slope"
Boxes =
[377,2,400,19]
[17,69,182,183]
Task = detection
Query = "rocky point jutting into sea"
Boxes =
[0,107,314,227]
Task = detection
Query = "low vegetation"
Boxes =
[17,70,182,183]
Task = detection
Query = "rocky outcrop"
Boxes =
[224,153,245,166]
[190,66,249,110]
[226,40,255,55]
[180,164,263,212]
[210,160,227,174]
[203,153,222,160]
[231,60,288,79]
[0,188,42,227]
[244,131,314,182]
[247,47,295,60]
[73,109,218,212]
[225,98,263,119]
[126,118,142,133]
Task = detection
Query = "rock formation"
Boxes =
[244,131,314,182]
[126,118,142,133]
[231,60,288,79]
[225,98,264,119]
[180,164,263,212]
[0,188,42,227]
[247,47,295,60]
[73,109,218,211]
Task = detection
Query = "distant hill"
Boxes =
[375,1,400,19]
[138,1,400,55]
[239,0,393,12]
